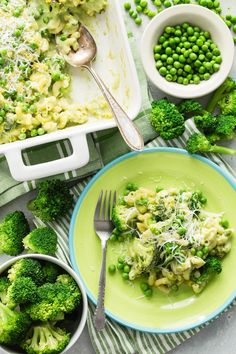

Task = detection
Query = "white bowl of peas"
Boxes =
[141,4,234,98]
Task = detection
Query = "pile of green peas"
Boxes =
[108,256,131,280]
[153,22,222,85]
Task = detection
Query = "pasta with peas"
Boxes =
[0,0,110,144]
[110,184,233,296]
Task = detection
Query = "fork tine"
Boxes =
[107,190,112,220]
[101,190,107,220]
[94,190,103,220]
[113,191,116,206]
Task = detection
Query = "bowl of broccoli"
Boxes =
[0,254,88,354]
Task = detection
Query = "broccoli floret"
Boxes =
[126,238,155,280]
[150,99,185,140]
[56,274,81,308]
[177,99,203,118]
[186,133,236,155]
[42,262,61,283]
[0,302,31,345]
[0,276,10,304]
[112,205,138,232]
[213,115,236,140]
[192,257,222,292]
[27,179,74,222]
[194,112,218,135]
[5,277,38,309]
[112,205,129,232]
[206,77,236,113]
[8,259,44,285]
[189,191,207,211]
[25,282,80,321]
[195,113,236,142]
[0,211,30,256]
[218,90,236,116]
[21,322,70,354]
[23,227,58,255]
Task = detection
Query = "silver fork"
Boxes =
[93,190,116,331]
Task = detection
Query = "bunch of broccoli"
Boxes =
[0,258,82,354]
[150,77,236,155]
[0,210,58,256]
[191,256,222,293]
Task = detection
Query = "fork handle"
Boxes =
[94,240,107,331]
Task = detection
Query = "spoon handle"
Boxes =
[84,65,144,151]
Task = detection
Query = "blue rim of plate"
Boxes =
[69,147,236,333]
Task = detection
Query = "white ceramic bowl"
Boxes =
[0,254,88,354]
[141,4,234,98]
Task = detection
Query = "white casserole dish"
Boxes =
[0,0,142,181]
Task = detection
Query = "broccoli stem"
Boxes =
[0,302,13,321]
[210,145,236,155]
[206,78,235,113]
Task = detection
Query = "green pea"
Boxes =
[154,0,162,5]
[124,2,131,10]
[154,45,162,53]
[161,54,167,61]
[52,72,61,81]
[60,34,68,41]
[184,64,191,73]
[14,29,22,37]
[213,63,220,71]
[203,246,209,254]
[122,273,129,280]
[220,219,229,228]
[154,53,161,60]
[187,27,194,35]
[123,265,130,273]
[135,17,142,25]
[231,16,236,24]
[215,56,222,64]
[189,53,197,60]
[183,78,189,85]
[144,289,153,297]
[178,227,187,236]
[199,54,205,61]
[172,53,179,60]
[117,262,124,271]
[170,67,177,75]
[174,61,181,69]
[140,282,149,291]
[179,55,186,63]
[128,9,134,16]
[13,8,22,17]
[204,73,210,80]
[118,256,125,263]
[225,20,232,28]
[233,25,236,33]
[191,248,196,255]
[166,74,173,82]
[166,57,174,64]
[155,60,163,69]
[19,133,26,140]
[140,0,147,7]
[37,127,45,135]
[108,264,116,273]
[197,250,203,258]
[177,77,183,84]
[165,26,173,34]
[131,11,138,18]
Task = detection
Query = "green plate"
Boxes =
[69,148,236,333]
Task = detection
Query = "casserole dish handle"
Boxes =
[4,134,89,181]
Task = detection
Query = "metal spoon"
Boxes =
[63,25,144,151]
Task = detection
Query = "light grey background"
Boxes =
[1,0,236,353]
